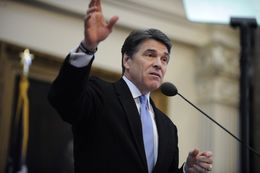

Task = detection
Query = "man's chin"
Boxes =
[147,81,161,91]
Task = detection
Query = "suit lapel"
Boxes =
[113,78,147,169]
[114,79,175,172]
[150,100,171,172]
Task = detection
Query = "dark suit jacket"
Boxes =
[48,57,183,173]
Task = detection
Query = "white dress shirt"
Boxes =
[122,76,159,164]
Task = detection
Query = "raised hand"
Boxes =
[84,0,118,51]
[185,148,213,173]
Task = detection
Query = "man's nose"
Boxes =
[153,57,162,68]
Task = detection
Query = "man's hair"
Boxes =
[121,28,172,73]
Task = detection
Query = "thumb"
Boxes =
[185,148,200,171]
[107,16,119,31]
[189,148,199,158]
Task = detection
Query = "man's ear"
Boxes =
[123,54,131,69]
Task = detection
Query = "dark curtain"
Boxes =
[6,77,74,173]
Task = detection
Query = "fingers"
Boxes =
[87,6,98,15]
[84,6,98,28]
[193,164,210,173]
[187,149,213,172]
[88,0,96,8]
[201,151,213,158]
[85,6,98,20]
[88,0,99,8]
[85,0,118,42]
[195,151,213,172]
[199,162,213,171]
[197,151,213,164]
[88,0,102,11]
[96,0,102,11]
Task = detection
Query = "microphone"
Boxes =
[160,82,178,96]
[160,82,260,158]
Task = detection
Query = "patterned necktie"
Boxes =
[139,95,154,173]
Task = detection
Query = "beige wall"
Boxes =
[0,1,240,172]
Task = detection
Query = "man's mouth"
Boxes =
[149,72,161,79]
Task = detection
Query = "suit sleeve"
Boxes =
[168,123,184,173]
[48,54,99,124]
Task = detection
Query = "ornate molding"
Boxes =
[17,0,238,47]
[196,42,240,106]
[197,43,240,77]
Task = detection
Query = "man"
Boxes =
[48,0,213,172]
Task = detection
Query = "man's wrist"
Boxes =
[78,40,97,55]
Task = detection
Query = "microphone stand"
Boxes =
[177,92,260,159]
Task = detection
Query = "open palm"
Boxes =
[84,0,118,50]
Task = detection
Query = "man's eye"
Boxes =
[162,57,169,63]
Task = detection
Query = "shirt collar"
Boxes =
[122,76,150,102]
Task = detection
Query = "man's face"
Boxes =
[123,39,169,94]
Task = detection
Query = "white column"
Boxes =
[196,42,240,173]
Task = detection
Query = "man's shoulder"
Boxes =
[89,76,120,85]
[88,76,124,93]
